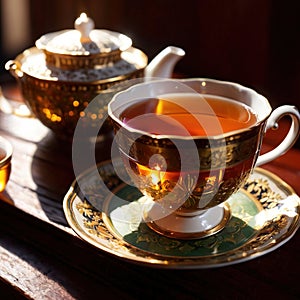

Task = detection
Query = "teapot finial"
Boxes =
[74,13,95,43]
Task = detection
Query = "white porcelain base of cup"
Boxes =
[143,202,231,240]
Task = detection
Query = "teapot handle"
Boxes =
[256,105,300,166]
[5,60,23,78]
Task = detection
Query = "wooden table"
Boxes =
[0,86,299,299]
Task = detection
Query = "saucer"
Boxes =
[63,160,300,268]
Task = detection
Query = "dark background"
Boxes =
[1,0,300,109]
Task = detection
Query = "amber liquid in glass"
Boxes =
[0,148,10,192]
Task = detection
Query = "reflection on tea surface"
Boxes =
[120,95,258,136]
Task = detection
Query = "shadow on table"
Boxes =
[30,129,113,225]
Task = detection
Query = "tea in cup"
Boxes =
[108,78,300,239]
[0,136,12,192]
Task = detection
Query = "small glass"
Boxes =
[0,136,12,192]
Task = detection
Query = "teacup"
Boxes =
[0,136,13,192]
[108,78,300,239]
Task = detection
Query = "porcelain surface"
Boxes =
[63,159,300,268]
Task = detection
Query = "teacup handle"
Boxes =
[256,105,300,166]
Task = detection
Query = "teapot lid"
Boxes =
[16,13,147,81]
[35,13,132,56]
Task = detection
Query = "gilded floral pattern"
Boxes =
[64,161,300,268]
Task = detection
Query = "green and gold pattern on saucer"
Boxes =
[63,160,300,268]
[102,187,262,257]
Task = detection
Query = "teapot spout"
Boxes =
[144,46,185,79]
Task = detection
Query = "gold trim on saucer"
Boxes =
[63,160,300,269]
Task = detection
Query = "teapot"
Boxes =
[6,13,184,138]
